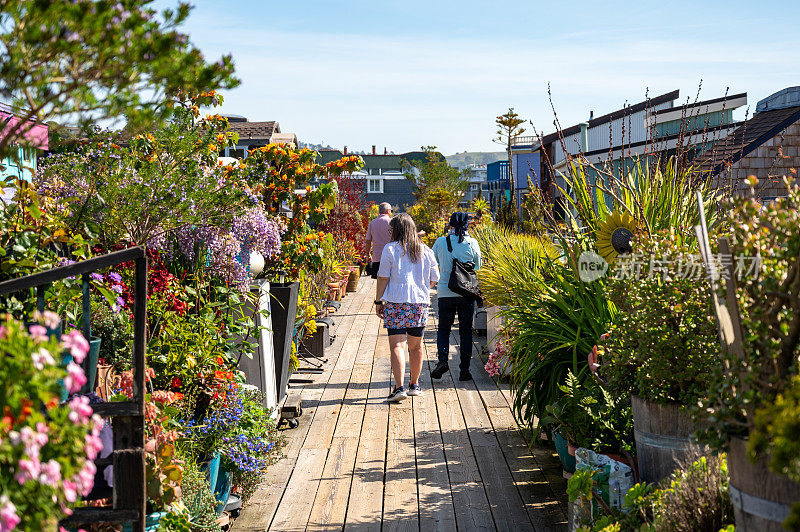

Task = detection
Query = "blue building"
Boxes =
[485,160,510,212]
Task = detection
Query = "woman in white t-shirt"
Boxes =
[375,213,440,402]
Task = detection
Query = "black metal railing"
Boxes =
[0,246,148,532]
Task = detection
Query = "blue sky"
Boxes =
[168,0,800,154]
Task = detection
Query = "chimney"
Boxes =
[344,145,347,155]
[372,145,376,155]
[384,147,387,155]
[579,123,589,153]
[589,110,594,120]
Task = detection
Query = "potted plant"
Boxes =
[696,176,800,531]
[601,230,720,483]
[0,315,102,530]
[542,371,634,474]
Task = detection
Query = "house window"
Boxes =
[470,184,479,191]
[367,179,383,193]
[228,147,245,159]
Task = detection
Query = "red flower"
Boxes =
[215,356,225,365]
[170,376,182,389]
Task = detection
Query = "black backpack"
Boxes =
[446,235,482,304]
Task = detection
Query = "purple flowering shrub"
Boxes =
[35,97,255,248]
[0,313,103,530]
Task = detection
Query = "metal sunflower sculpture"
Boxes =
[595,211,637,264]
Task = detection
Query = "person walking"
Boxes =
[430,212,482,381]
[364,202,392,279]
[374,213,439,402]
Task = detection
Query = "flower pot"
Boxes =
[728,437,800,531]
[83,336,102,394]
[214,463,233,516]
[269,281,299,404]
[122,511,167,532]
[631,395,698,483]
[346,267,359,292]
[553,430,576,474]
[200,453,221,492]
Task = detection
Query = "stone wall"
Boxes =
[722,119,800,198]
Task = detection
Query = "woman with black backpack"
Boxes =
[430,212,482,381]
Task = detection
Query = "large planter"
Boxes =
[631,395,697,483]
[269,282,299,404]
[236,280,278,417]
[84,336,102,394]
[200,453,221,492]
[728,437,800,531]
[214,463,233,516]
[553,429,576,474]
[346,267,359,292]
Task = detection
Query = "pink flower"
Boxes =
[484,352,501,377]
[588,346,600,376]
[19,426,44,459]
[64,362,87,395]
[61,330,90,364]
[15,457,40,484]
[0,325,6,340]
[39,459,62,487]
[84,433,103,461]
[33,310,60,330]
[62,480,79,503]
[31,347,56,370]
[28,325,48,343]
[68,396,93,425]
[0,495,20,531]
[73,460,96,496]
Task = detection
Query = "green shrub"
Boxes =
[90,296,132,371]
[602,231,719,406]
[542,371,634,454]
[570,453,733,532]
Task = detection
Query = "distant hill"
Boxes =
[446,151,506,169]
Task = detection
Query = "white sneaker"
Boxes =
[387,386,408,403]
[406,383,422,396]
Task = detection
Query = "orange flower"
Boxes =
[216,356,225,365]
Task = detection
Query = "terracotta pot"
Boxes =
[568,441,577,457]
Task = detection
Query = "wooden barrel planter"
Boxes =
[631,395,698,483]
[346,267,359,292]
[728,437,800,531]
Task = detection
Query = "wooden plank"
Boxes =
[270,291,374,531]
[422,323,494,531]
[444,337,532,531]
[383,397,418,531]
[414,340,457,532]
[344,328,390,530]
[268,448,328,532]
[307,436,360,531]
[468,336,568,530]
[233,284,370,532]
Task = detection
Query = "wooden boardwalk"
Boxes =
[232,278,567,532]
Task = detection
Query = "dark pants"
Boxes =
[437,296,475,371]
[368,262,380,279]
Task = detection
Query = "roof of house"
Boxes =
[227,120,280,140]
[651,92,747,116]
[315,149,431,169]
[696,106,800,174]
[540,90,680,145]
